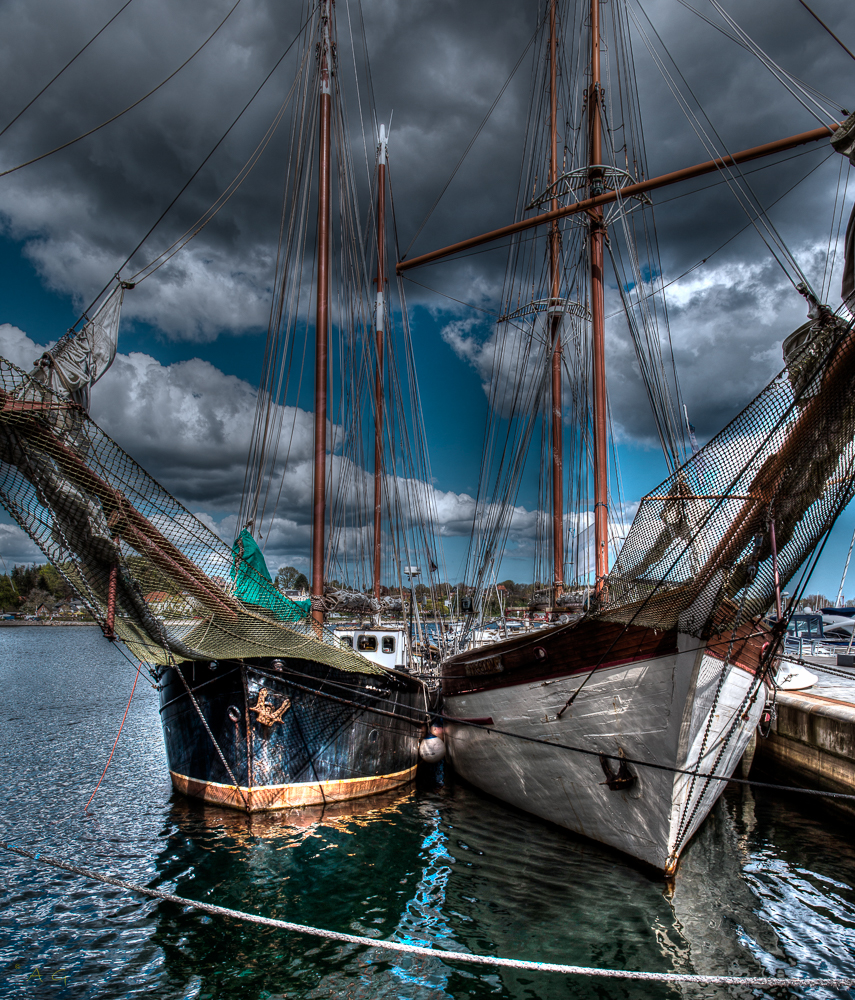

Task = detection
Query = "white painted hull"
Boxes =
[444,631,767,871]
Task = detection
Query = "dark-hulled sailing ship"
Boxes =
[0,1,438,812]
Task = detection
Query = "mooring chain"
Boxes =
[673,536,764,852]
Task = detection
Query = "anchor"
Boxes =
[249,687,291,727]
[599,747,636,791]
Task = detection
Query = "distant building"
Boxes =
[145,591,180,614]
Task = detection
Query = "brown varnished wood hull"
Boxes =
[442,615,768,699]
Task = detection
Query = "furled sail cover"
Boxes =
[31,284,126,411]
[321,589,403,615]
[0,358,380,673]
[602,311,855,637]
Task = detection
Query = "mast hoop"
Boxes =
[503,297,591,323]
[526,165,650,217]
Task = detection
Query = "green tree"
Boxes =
[293,572,309,591]
[0,575,20,611]
[38,563,73,600]
[12,564,40,594]
[276,566,299,589]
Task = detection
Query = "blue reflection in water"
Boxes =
[0,627,854,999]
[386,805,458,995]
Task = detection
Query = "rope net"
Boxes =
[601,311,855,636]
[0,358,380,673]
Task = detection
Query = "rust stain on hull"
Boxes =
[170,765,417,812]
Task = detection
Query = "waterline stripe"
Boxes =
[1,841,851,989]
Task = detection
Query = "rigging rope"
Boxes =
[401,275,502,318]
[672,0,845,113]
[704,0,838,127]
[2,842,851,989]
[174,664,250,811]
[0,0,248,181]
[600,146,833,323]
[0,0,137,139]
[627,1,816,297]
[795,0,855,63]
[128,13,319,284]
[75,5,319,330]
[82,661,141,813]
[401,10,549,259]
[237,657,855,803]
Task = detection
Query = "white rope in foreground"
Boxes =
[2,841,852,990]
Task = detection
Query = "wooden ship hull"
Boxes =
[160,658,422,812]
[441,617,770,871]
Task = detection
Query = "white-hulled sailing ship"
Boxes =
[0,1,445,811]
[397,0,855,871]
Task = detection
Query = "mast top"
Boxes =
[378,124,387,165]
[320,1,332,96]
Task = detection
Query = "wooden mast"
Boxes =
[589,0,609,594]
[312,1,332,628]
[373,125,387,601]
[549,0,565,604]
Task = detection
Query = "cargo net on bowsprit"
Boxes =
[0,357,380,675]
[600,312,855,638]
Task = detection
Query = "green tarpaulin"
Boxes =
[231,529,311,622]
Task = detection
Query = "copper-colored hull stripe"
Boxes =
[169,766,417,813]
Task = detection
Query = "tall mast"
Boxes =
[589,0,609,594]
[311,2,332,628]
[373,125,387,601]
[549,0,564,604]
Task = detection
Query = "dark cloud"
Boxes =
[1,0,855,577]
[2,0,851,332]
[0,522,41,564]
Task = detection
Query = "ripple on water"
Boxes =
[1,628,854,999]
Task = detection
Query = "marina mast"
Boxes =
[549,0,565,603]
[312,2,332,628]
[589,0,609,595]
[373,126,387,600]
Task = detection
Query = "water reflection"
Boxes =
[155,789,450,999]
[2,630,855,999]
[167,787,417,841]
[669,789,787,998]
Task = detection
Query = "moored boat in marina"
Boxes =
[395,0,855,870]
[442,614,769,871]
[0,0,442,812]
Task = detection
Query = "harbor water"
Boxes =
[1,627,854,999]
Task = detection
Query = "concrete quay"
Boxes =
[754,658,855,819]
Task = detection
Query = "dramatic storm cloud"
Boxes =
[0,321,545,573]
[1,0,852,354]
[1,0,854,581]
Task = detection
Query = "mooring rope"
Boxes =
[247,669,855,802]
[0,842,850,989]
[83,662,141,813]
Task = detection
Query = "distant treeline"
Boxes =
[9,559,842,618]
[0,563,75,613]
